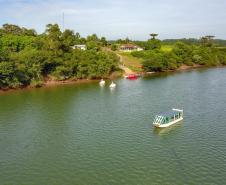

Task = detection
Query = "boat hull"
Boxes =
[153,117,183,128]
[125,74,139,80]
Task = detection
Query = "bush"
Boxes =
[142,52,166,72]
[131,51,146,58]
[30,78,43,87]
[111,44,117,51]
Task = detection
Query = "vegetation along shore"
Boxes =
[1,23,226,91]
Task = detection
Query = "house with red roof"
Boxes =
[120,44,143,52]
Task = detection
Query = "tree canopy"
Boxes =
[131,35,226,72]
[0,24,119,89]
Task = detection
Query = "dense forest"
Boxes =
[161,38,226,46]
[0,24,119,89]
[1,24,226,90]
[113,34,226,72]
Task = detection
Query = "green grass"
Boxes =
[161,45,173,52]
[117,52,143,71]
[116,45,174,72]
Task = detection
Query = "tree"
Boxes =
[61,29,75,52]
[150,33,158,40]
[44,24,63,55]
[142,52,166,72]
[144,33,161,50]
[116,38,131,44]
[74,32,83,44]
[206,35,215,40]
[145,39,161,50]
[2,24,23,35]
[0,61,21,88]
[200,35,215,47]
[125,37,130,44]
[1,24,37,36]
[87,34,99,42]
[100,37,108,46]
[172,42,193,65]
[111,44,117,51]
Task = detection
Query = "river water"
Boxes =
[0,68,226,184]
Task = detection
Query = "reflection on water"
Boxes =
[1,67,226,184]
[143,67,214,80]
[153,121,183,136]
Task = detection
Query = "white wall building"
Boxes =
[120,44,143,52]
[72,44,87,50]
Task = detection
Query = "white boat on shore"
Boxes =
[153,109,183,128]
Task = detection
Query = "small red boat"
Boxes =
[126,74,139,80]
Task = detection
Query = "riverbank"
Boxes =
[116,52,209,76]
[144,64,226,76]
[123,63,220,76]
[0,79,98,93]
[0,70,124,93]
[0,65,225,93]
[177,64,203,71]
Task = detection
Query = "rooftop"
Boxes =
[157,110,180,117]
[120,44,139,48]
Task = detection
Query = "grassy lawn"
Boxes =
[117,52,143,72]
[116,45,174,72]
[161,45,173,52]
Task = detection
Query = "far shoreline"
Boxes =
[0,65,225,94]
[0,79,100,94]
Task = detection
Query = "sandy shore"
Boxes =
[177,64,203,71]
[144,64,215,75]
[44,79,97,86]
[0,79,99,93]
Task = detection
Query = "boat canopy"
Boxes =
[153,109,183,125]
[157,110,181,118]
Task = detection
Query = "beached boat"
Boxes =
[153,109,183,128]
[125,74,139,80]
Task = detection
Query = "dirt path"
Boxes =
[119,64,135,75]
[117,53,135,75]
[102,48,136,75]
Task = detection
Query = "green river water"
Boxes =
[0,68,226,185]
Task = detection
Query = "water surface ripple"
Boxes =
[1,68,226,184]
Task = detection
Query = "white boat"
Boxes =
[109,81,116,89]
[99,79,105,86]
[153,109,183,128]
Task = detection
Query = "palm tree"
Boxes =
[200,35,215,47]
[205,35,215,40]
